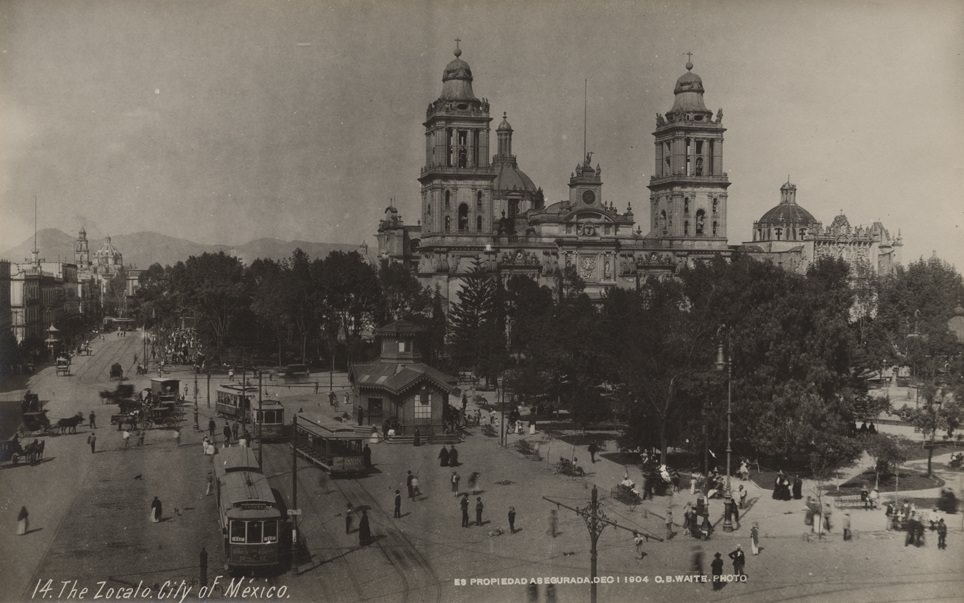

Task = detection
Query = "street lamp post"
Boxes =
[497,375,505,447]
[715,327,734,532]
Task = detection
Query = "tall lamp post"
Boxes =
[497,375,505,447]
[715,326,734,532]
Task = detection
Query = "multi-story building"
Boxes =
[741,180,902,276]
[378,46,732,304]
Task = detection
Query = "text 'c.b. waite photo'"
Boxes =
[1,1,963,602]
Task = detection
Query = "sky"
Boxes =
[1,0,962,270]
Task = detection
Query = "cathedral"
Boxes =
[377,44,731,303]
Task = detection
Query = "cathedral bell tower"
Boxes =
[648,57,730,249]
[418,41,495,238]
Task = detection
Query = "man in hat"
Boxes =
[711,552,724,589]
[729,544,746,577]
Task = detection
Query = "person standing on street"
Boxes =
[89,411,97,429]
[87,432,96,454]
[231,421,239,442]
[711,552,724,590]
[508,506,517,533]
[208,418,216,439]
[750,523,760,555]
[451,471,460,496]
[588,442,599,463]
[937,518,947,550]
[842,512,852,541]
[475,496,484,526]
[394,491,402,518]
[729,544,746,577]
[439,446,450,467]
[151,497,162,523]
[665,508,674,539]
[460,494,470,528]
[359,509,371,546]
[223,422,232,446]
[17,506,29,535]
[406,471,415,500]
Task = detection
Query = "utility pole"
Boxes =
[544,486,663,603]
[206,370,210,409]
[257,370,263,468]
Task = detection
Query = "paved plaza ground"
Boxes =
[1,331,963,603]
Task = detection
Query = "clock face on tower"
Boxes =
[582,190,595,204]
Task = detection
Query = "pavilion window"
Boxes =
[415,392,432,423]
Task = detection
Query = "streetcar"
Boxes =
[251,399,287,441]
[214,446,262,479]
[215,384,258,422]
[292,413,366,476]
[216,469,285,572]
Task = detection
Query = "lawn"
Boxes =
[833,467,944,492]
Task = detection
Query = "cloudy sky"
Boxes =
[1,0,962,270]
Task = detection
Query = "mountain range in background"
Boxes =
[0,228,370,269]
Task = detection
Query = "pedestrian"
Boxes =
[731,498,741,529]
[792,475,803,500]
[738,484,747,509]
[690,545,704,578]
[750,523,760,555]
[394,490,402,518]
[17,506,29,535]
[588,442,599,463]
[151,497,162,523]
[122,429,131,448]
[451,471,461,496]
[937,518,947,550]
[508,506,517,533]
[406,470,415,499]
[448,445,459,466]
[413,427,421,447]
[682,502,692,534]
[634,531,645,559]
[363,444,372,469]
[439,446,450,467]
[223,422,231,446]
[359,509,371,546]
[710,552,724,590]
[232,421,239,442]
[460,494,470,528]
[665,508,674,539]
[87,432,96,454]
[208,418,216,438]
[475,496,484,526]
[729,544,746,577]
[89,411,97,429]
[869,487,879,510]
[329,391,337,406]
[137,430,145,447]
[468,471,480,494]
[739,459,749,481]
[548,509,558,538]
[411,475,421,499]
[345,503,354,534]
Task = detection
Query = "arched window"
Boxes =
[458,204,469,232]
[476,215,483,232]
[695,157,703,176]
[476,191,483,209]
[445,191,451,211]
[659,210,668,235]
[444,216,451,232]
[684,198,689,214]
[695,209,705,235]
[712,198,719,215]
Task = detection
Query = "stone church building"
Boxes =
[377,45,731,303]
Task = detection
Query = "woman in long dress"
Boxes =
[151,497,162,523]
[17,506,28,535]
[358,509,371,546]
[750,523,760,555]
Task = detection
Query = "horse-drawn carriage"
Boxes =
[1,438,44,465]
[56,356,70,376]
[109,363,124,380]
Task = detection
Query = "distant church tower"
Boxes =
[75,227,91,270]
[648,57,730,250]
[418,41,495,238]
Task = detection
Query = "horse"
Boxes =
[57,413,85,434]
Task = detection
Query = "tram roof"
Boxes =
[295,413,363,440]
[214,447,261,477]
[219,471,277,511]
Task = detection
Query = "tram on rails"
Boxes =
[213,449,286,572]
[252,399,287,441]
[292,413,367,476]
[215,384,257,421]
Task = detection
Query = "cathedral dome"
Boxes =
[440,45,477,101]
[494,162,538,194]
[94,236,122,260]
[758,202,818,225]
[670,60,710,115]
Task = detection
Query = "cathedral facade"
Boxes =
[377,46,731,304]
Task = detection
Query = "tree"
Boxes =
[447,259,499,374]
[862,432,908,488]
[173,252,248,362]
[314,251,380,366]
[377,260,431,323]
[248,257,290,366]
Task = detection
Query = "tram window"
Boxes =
[230,521,245,543]
[247,521,263,544]
[263,520,278,542]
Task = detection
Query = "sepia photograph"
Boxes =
[1,1,963,602]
